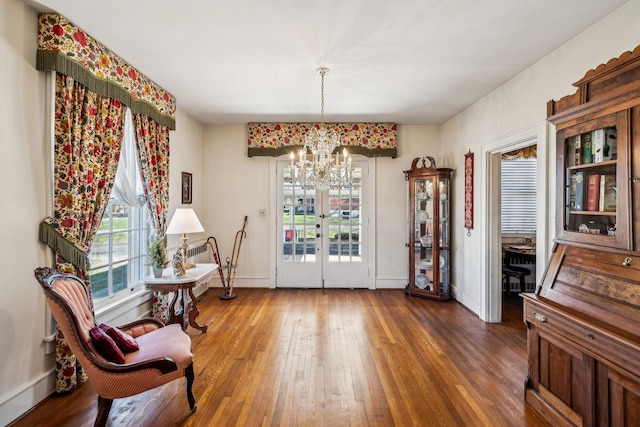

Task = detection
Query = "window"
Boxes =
[501,158,537,234]
[89,200,148,302]
[89,108,149,306]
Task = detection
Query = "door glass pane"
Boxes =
[328,167,362,262]
[282,166,317,262]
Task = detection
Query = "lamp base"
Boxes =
[179,235,197,270]
[219,292,237,300]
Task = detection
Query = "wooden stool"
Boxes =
[502,265,531,293]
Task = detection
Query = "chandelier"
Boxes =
[290,67,353,191]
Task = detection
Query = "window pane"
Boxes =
[112,231,129,263]
[501,158,537,233]
[90,266,109,299]
[112,261,129,294]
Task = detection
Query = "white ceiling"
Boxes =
[28,0,627,125]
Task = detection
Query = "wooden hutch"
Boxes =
[522,46,640,426]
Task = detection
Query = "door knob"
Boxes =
[316,233,320,238]
[316,224,321,229]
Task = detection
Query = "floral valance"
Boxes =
[502,145,537,161]
[36,14,176,129]
[247,122,397,158]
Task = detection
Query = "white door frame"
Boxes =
[480,121,550,322]
[268,155,376,290]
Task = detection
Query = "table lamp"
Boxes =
[166,208,205,269]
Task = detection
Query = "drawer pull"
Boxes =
[632,177,640,184]
[623,257,633,267]
[533,312,547,322]
[588,334,595,340]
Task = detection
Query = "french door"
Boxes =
[276,160,368,288]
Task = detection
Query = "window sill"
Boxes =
[95,287,154,326]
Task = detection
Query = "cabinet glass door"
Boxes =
[438,177,450,294]
[558,112,630,250]
[414,178,434,291]
[564,127,617,235]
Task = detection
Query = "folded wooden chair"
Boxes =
[34,267,196,427]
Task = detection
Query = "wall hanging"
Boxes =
[464,150,474,236]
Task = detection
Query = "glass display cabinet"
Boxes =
[404,157,453,301]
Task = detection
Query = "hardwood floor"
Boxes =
[11,289,549,426]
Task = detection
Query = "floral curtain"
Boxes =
[40,73,126,393]
[132,112,171,322]
[36,13,175,393]
[247,122,397,158]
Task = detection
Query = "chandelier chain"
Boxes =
[320,69,325,122]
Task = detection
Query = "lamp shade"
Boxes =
[166,208,205,235]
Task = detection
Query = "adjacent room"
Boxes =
[3,0,640,425]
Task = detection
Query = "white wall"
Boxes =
[441,0,640,317]
[202,124,441,289]
[0,1,52,424]
[0,1,207,423]
[167,109,208,254]
[203,125,272,287]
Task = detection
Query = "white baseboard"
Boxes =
[373,277,407,289]
[0,369,55,426]
[209,276,270,289]
[450,286,481,316]
[210,276,409,290]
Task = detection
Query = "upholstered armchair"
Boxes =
[34,267,196,427]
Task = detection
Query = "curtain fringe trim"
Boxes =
[37,50,176,130]
[39,220,89,271]
[248,146,397,158]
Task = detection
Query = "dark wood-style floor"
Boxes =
[12,289,549,426]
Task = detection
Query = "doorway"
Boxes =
[481,122,549,323]
[275,160,369,288]
[500,148,538,319]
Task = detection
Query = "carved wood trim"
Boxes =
[548,45,640,121]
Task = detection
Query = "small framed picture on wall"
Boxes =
[182,172,192,204]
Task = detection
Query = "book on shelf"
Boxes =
[567,174,575,210]
[593,129,605,163]
[605,128,617,161]
[566,135,581,167]
[599,174,617,212]
[593,128,617,163]
[582,132,592,164]
[570,171,585,211]
[586,173,600,211]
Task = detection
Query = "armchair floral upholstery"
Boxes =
[34,267,196,426]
